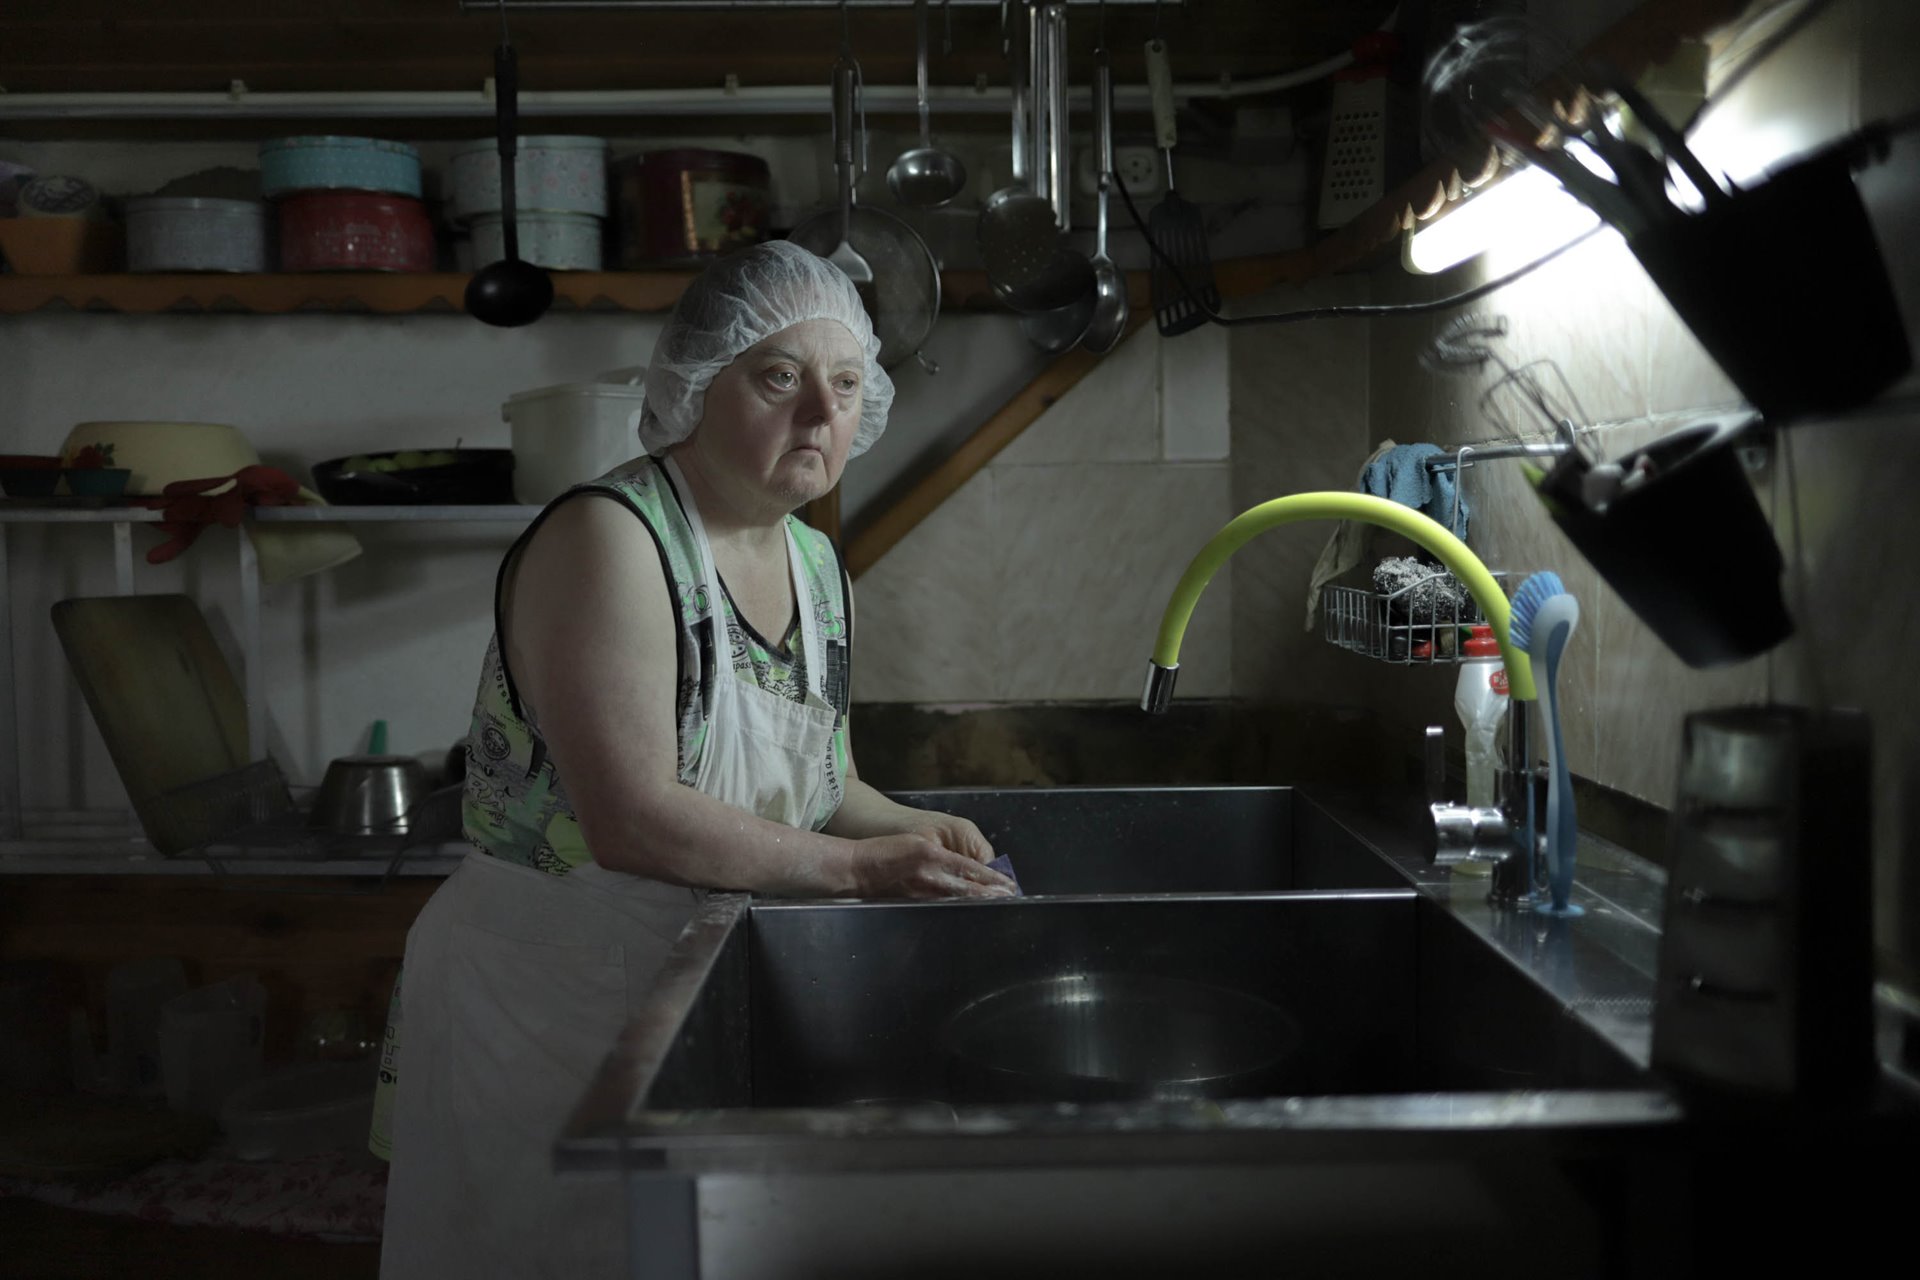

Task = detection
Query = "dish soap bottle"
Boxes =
[1451,629,1512,886]
[1453,625,1510,874]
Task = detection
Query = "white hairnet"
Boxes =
[638,239,894,458]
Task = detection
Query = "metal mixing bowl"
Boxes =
[308,754,431,836]
[941,972,1301,1105]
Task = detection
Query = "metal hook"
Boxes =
[1449,444,1474,538]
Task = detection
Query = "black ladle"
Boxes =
[465,5,552,328]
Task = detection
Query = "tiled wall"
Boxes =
[1235,0,1919,971]
[852,322,1237,704]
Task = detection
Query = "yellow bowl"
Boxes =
[0,217,120,274]
[60,421,259,496]
[59,422,362,582]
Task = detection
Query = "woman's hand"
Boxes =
[911,813,995,864]
[850,830,1016,900]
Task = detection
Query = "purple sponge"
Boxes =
[986,855,1023,896]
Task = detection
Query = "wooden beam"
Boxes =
[845,309,1150,579]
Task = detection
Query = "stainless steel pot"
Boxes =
[309,754,432,836]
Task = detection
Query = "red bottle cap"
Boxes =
[1463,624,1501,658]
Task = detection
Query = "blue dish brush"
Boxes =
[1509,572,1583,917]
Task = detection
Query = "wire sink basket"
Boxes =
[1321,568,1511,665]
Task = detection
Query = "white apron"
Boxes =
[380,459,840,1280]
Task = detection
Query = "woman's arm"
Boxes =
[823,737,998,862]
[504,495,1010,899]
[819,577,997,864]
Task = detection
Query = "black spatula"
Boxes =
[1144,37,1219,336]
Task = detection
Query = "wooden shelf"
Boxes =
[0,270,698,316]
[0,267,1137,318]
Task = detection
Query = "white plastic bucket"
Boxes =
[158,974,266,1115]
[502,382,649,505]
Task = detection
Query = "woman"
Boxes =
[378,241,1015,1280]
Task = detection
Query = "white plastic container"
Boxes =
[220,1059,377,1161]
[158,973,266,1115]
[471,211,603,271]
[503,381,649,504]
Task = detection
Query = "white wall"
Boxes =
[2,114,1311,806]
[0,304,1110,799]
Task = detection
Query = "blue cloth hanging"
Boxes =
[1358,443,1469,538]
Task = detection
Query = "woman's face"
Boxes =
[687,318,865,513]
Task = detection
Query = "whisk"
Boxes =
[1420,16,1731,242]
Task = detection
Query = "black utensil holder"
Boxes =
[1627,144,1911,424]
[1541,417,1791,668]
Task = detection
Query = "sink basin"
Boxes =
[552,788,1912,1280]
[558,885,1671,1279]
[886,786,1402,894]
[648,891,1648,1114]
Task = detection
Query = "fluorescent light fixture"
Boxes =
[1404,163,1603,275]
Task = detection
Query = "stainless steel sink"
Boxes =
[625,891,1649,1116]
[557,787,1682,1280]
[886,785,1403,894]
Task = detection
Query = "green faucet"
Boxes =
[1142,492,1538,710]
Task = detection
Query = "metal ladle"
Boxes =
[888,0,968,208]
[464,0,553,328]
[1080,32,1128,354]
[822,1,876,310]
[979,1,1093,314]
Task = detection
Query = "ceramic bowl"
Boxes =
[59,422,255,496]
[61,467,132,498]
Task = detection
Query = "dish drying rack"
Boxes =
[138,757,464,880]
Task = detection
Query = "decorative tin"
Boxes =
[125,197,269,273]
[259,136,423,199]
[276,191,434,273]
[470,211,603,271]
[610,149,770,267]
[450,135,609,223]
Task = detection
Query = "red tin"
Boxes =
[610,149,771,268]
[277,190,435,273]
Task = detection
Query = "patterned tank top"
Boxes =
[459,457,852,875]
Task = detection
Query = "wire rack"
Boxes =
[139,758,466,879]
[1321,568,1513,666]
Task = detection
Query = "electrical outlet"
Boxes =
[1077,144,1164,199]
